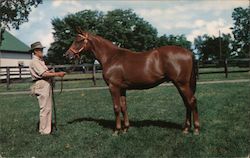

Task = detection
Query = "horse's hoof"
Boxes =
[182,128,190,134]
[193,128,200,135]
[112,130,120,136]
[122,128,129,134]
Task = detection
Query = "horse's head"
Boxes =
[65,30,90,59]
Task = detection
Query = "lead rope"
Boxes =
[51,78,57,131]
[51,76,63,133]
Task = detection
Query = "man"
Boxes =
[29,41,65,135]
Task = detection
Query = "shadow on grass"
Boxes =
[67,117,182,130]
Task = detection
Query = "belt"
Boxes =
[32,79,49,83]
[32,79,42,83]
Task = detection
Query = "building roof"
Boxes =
[0,31,30,53]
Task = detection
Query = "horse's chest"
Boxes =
[102,69,122,84]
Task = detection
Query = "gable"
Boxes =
[0,31,30,53]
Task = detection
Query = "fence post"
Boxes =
[19,65,22,79]
[92,64,96,86]
[6,67,10,90]
[52,65,55,72]
[224,59,228,78]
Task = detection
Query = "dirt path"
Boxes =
[0,79,249,95]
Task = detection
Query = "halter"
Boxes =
[69,34,88,58]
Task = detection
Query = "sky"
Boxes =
[9,0,249,53]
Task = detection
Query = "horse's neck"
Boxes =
[90,36,120,66]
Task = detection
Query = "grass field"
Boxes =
[0,81,249,157]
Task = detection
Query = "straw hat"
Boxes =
[30,41,45,51]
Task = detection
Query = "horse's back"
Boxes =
[117,45,194,79]
[157,46,193,57]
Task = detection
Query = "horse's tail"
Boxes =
[190,54,197,94]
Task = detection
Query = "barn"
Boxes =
[0,31,31,67]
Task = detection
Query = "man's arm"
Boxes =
[42,71,66,78]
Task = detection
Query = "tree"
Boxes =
[47,10,104,64]
[47,9,159,64]
[101,9,158,52]
[0,0,43,45]
[194,34,232,62]
[157,34,192,50]
[231,7,250,58]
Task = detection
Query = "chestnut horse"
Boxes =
[65,31,200,135]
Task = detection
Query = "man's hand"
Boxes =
[57,72,66,77]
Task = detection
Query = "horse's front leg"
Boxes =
[109,84,122,135]
[183,108,192,134]
[120,89,129,133]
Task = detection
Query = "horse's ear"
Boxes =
[80,32,88,39]
[84,33,89,39]
[79,28,85,34]
[76,27,83,34]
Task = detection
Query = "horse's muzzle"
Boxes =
[64,50,75,60]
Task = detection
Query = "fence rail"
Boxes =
[0,64,102,89]
[1,59,249,90]
[196,58,250,79]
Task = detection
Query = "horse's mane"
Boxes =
[90,34,134,53]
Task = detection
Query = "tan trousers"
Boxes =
[32,80,52,134]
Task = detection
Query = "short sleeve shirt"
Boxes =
[29,55,48,80]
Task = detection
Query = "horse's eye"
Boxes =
[76,37,82,41]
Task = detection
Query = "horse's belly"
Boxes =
[124,76,166,90]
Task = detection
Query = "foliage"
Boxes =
[47,6,250,64]
[47,10,104,64]
[231,7,250,58]
[101,9,158,52]
[194,34,233,62]
[47,9,167,64]
[157,34,192,50]
[0,0,42,45]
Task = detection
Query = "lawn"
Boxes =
[0,82,249,157]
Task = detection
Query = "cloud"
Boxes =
[135,0,247,38]
[52,0,79,7]
[28,28,54,54]
[187,18,232,42]
[194,20,206,28]
[52,1,115,17]
[8,0,249,51]
[52,0,63,7]
[10,26,54,54]
[136,7,197,35]
[40,32,54,50]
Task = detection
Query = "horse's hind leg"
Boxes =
[120,89,130,133]
[192,97,199,135]
[175,82,200,135]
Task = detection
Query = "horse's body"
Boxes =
[66,32,200,135]
[102,46,194,91]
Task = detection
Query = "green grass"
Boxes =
[0,74,107,92]
[0,82,249,157]
[198,71,250,81]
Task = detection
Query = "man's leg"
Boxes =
[37,81,52,134]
